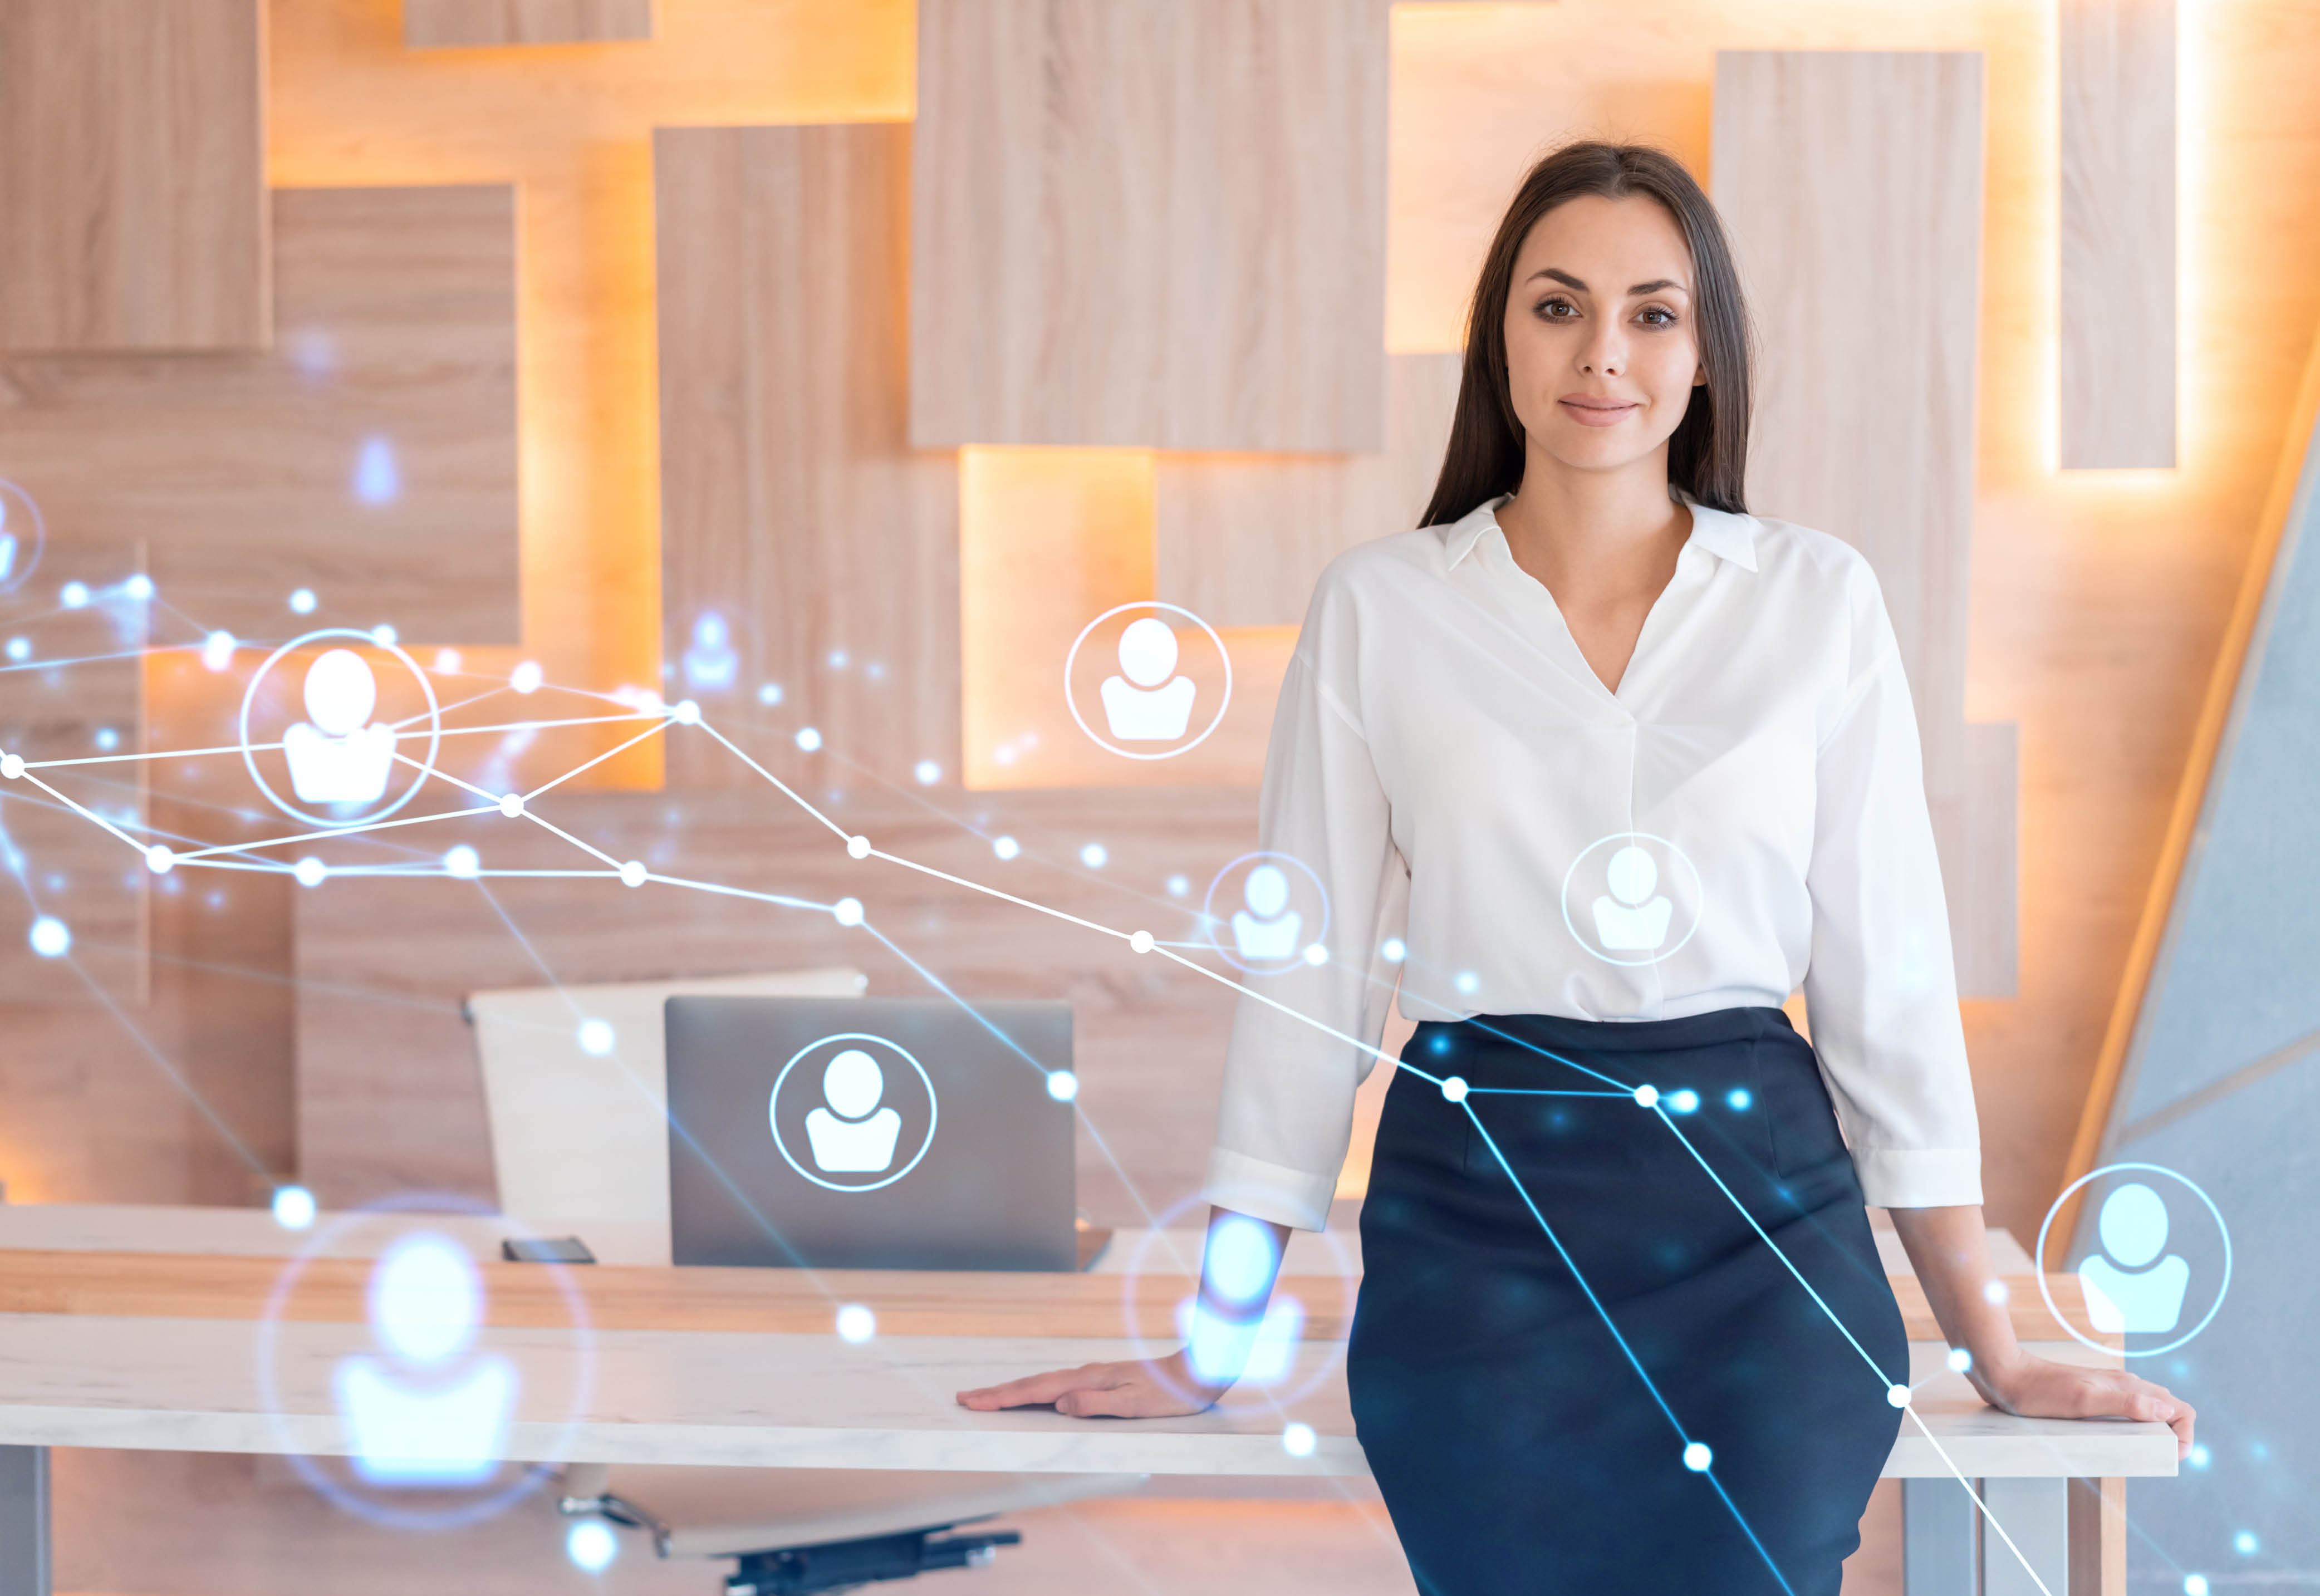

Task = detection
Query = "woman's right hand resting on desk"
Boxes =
[954,1207,1292,1419]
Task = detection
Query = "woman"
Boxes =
[960,142,2193,1594]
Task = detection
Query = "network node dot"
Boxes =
[1682,1442,1712,1472]
[271,1185,317,1231]
[914,760,941,785]
[847,834,871,859]
[565,1520,619,1574]
[619,860,648,887]
[1440,1076,1469,1104]
[27,916,70,957]
[288,588,317,615]
[832,896,864,927]
[673,698,702,725]
[293,857,328,888]
[124,574,155,601]
[1129,930,1155,954]
[498,793,525,818]
[577,1019,615,1057]
[1634,1084,1661,1109]
[993,835,1021,861]
[1381,937,1407,963]
[1946,1347,1972,1374]
[0,753,22,779]
[1281,1422,1318,1459]
[1046,1070,1079,1102]
[1981,1278,2010,1306]
[370,623,398,646]
[1667,1088,1700,1114]
[1302,942,1329,966]
[795,726,823,752]
[1726,1087,1753,1112]
[1887,1384,1912,1408]
[835,1303,876,1344]
[510,660,543,694]
[2184,1575,2210,1596]
[444,845,480,880]
[2233,1531,2259,1557]
[60,582,89,609]
[757,681,784,706]
[1080,842,1108,868]
[145,845,175,875]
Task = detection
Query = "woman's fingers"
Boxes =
[955,1363,1114,1411]
[957,1356,1214,1418]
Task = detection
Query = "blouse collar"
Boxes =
[1439,491,1759,574]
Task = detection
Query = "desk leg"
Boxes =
[0,1447,48,1596]
[2067,1479,2126,1596]
[1981,1477,2068,1596]
[1902,1476,1978,1595]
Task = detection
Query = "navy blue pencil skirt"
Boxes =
[1348,1007,1907,1596]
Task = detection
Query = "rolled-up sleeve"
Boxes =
[1801,562,1984,1209]
[1201,602,1410,1231]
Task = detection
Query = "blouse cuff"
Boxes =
[1202,1147,1337,1232]
[1853,1147,1984,1210]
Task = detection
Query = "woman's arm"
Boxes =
[955,1206,1293,1418]
[1889,1204,2195,1457]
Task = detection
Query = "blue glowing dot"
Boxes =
[914,760,941,785]
[1302,942,1329,965]
[1634,1084,1660,1108]
[293,857,327,887]
[1429,1034,1450,1055]
[371,623,398,647]
[443,844,480,878]
[1381,936,1407,963]
[1081,842,1107,868]
[1166,873,1189,897]
[827,649,848,669]
[27,916,68,957]
[1668,1088,1700,1114]
[123,574,153,601]
[993,835,1020,861]
[511,660,543,695]
[1440,1076,1468,1103]
[202,631,236,671]
[1682,1442,1712,1472]
[1046,1070,1078,1102]
[577,1019,615,1057]
[352,436,401,505]
[288,587,317,615]
[2185,1576,2210,1596]
[757,681,784,705]
[795,726,822,752]
[2234,1531,2259,1556]
[60,581,89,608]
[94,727,117,752]
[2251,1441,2270,1461]
[832,897,863,927]
[566,1520,618,1573]
[835,1303,876,1344]
[4,637,27,662]
[1946,1346,1973,1374]
[1281,1422,1317,1458]
[1453,970,1479,995]
[2186,1443,2210,1470]
[1208,1215,1280,1305]
[1886,1383,1911,1408]
[271,1185,316,1230]
[1726,1087,1752,1111]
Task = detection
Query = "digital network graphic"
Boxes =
[0,576,2230,1595]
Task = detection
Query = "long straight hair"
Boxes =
[1420,142,1754,527]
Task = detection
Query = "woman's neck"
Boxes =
[1493,446,1691,604]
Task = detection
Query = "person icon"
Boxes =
[1591,844,1672,951]
[805,1048,903,1174]
[1231,863,1304,962]
[683,612,738,691]
[1098,616,1197,741]
[2077,1182,2191,1334]
[333,1233,516,1485]
[282,648,397,806]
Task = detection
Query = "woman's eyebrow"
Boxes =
[1526,268,1690,296]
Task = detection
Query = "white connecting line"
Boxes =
[2,693,2059,1594]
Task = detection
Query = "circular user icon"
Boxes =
[1064,602,1233,760]
[0,479,46,598]
[768,1033,938,1194]
[1203,851,1331,975]
[2034,1162,2230,1359]
[240,629,442,828]
[1559,832,1704,966]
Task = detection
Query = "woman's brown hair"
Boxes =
[1420,141,1753,527]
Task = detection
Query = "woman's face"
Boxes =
[1500,193,1705,480]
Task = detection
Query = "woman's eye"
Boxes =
[1638,306,1677,327]
[1537,297,1579,320]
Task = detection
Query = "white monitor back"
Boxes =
[471,968,866,1264]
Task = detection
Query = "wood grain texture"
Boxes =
[405,0,652,47]
[295,784,1261,1217]
[0,186,519,642]
[2061,0,2176,469]
[0,0,266,351]
[656,125,958,785]
[1156,353,1460,627]
[1713,51,2017,998]
[910,0,1390,451]
[0,542,146,1004]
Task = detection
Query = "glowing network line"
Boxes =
[0,675,2062,1593]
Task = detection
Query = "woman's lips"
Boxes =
[1559,396,1639,428]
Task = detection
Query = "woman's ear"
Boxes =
[1694,365,1709,388]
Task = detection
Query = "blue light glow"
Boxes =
[835,1303,876,1344]
[444,845,480,878]
[757,681,784,705]
[1453,970,1478,994]
[272,1186,317,1230]
[2186,1443,2210,1469]
[94,727,117,752]
[1682,1442,1712,1471]
[577,1019,614,1056]
[1381,936,1407,962]
[4,637,26,662]
[993,835,1020,861]
[1726,1087,1752,1111]
[1166,873,1189,896]
[1281,1422,1317,1458]
[566,1520,618,1573]
[202,631,236,671]
[123,574,153,601]
[795,726,822,752]
[1046,1070,1078,1102]
[352,436,401,504]
[914,760,941,784]
[60,581,89,608]
[27,916,68,957]
[1081,842,1107,868]
[2234,1531,2259,1556]
[1667,1088,1700,1113]
[289,588,317,614]
[2184,1576,2210,1596]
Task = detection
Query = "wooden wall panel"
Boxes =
[1156,352,1460,628]
[295,785,1260,1221]
[656,125,957,786]
[0,542,146,1004]
[404,0,653,48]
[0,0,266,352]
[0,186,519,643]
[1713,50,2017,997]
[2061,0,2177,469]
[910,0,1391,452]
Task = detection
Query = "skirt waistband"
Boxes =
[1426,1004,1800,1055]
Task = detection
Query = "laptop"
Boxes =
[664,995,1078,1271]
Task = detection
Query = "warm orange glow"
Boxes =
[264,0,916,789]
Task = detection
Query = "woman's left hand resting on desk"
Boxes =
[1891,1205,2196,1459]
[957,1208,1291,1418]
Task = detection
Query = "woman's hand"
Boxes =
[956,1348,1227,1419]
[1970,1352,2196,1459]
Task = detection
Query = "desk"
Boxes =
[0,1207,2174,1596]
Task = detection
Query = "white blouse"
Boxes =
[1201,495,1982,1231]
